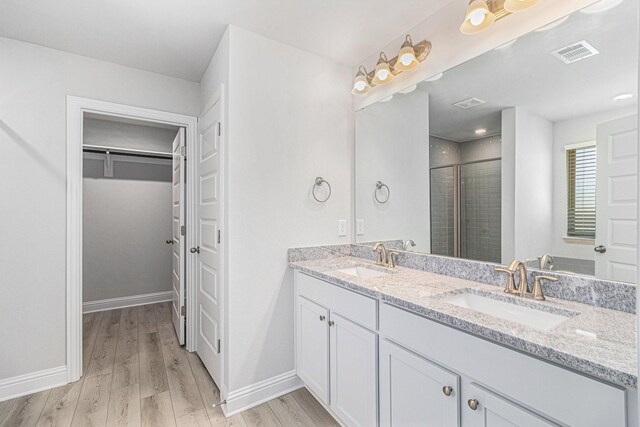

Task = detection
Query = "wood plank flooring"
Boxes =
[0,303,339,427]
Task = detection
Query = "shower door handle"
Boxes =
[594,245,607,254]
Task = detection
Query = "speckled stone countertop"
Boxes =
[290,256,637,388]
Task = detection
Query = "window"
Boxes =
[566,143,596,239]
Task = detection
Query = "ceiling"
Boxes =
[0,0,452,82]
[416,0,638,142]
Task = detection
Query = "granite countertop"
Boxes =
[290,256,637,388]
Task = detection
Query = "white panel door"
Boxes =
[595,115,638,282]
[172,128,186,345]
[195,97,223,387]
[296,296,330,403]
[329,313,377,427]
[380,340,460,427]
[466,383,557,427]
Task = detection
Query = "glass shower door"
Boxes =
[460,160,501,263]
[430,166,456,257]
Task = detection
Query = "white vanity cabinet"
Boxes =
[295,271,378,427]
[379,339,460,427]
[294,271,629,427]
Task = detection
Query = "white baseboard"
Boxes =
[83,291,172,313]
[0,366,68,402]
[223,370,303,417]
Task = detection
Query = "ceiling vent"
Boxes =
[453,97,486,109]
[551,40,599,64]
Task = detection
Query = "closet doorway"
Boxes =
[66,97,200,383]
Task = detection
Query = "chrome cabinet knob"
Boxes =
[190,246,200,254]
[442,386,453,396]
[468,399,479,411]
[594,245,607,254]
[328,320,335,327]
[166,239,174,245]
[319,315,326,321]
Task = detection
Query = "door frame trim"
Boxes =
[66,96,198,382]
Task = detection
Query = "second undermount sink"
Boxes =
[442,290,575,331]
[335,266,392,279]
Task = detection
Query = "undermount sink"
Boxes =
[442,290,574,331]
[335,266,392,279]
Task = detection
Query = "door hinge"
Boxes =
[217,339,221,354]
[180,146,186,157]
[180,306,186,317]
[181,225,186,236]
[217,122,221,137]
[217,229,221,244]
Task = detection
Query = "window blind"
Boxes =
[567,144,596,239]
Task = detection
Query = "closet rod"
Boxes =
[82,144,173,159]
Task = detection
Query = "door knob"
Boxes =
[328,320,335,327]
[166,239,174,245]
[442,386,453,396]
[319,315,326,321]
[594,245,607,254]
[190,246,200,254]
[468,399,479,411]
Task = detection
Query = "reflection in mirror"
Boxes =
[354,0,638,283]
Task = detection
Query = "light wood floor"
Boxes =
[0,303,338,427]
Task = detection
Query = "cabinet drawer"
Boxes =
[380,303,626,427]
[296,271,377,330]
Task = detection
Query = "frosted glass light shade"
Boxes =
[395,46,418,72]
[351,67,371,95]
[504,0,539,12]
[460,0,496,34]
[372,53,393,85]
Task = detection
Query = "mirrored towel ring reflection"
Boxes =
[313,176,332,202]
[375,181,390,203]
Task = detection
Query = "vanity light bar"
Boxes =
[351,35,432,96]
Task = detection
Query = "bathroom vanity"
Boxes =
[290,248,637,427]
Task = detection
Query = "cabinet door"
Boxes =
[296,296,330,402]
[466,384,558,427]
[380,340,460,427]
[329,313,377,427]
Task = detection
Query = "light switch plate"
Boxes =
[356,219,365,235]
[338,220,347,236]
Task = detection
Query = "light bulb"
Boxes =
[469,8,486,26]
[377,68,389,81]
[400,53,414,66]
[353,80,366,92]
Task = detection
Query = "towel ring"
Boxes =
[375,181,390,204]
[313,177,331,203]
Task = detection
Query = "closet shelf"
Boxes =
[83,144,173,159]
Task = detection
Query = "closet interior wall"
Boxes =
[82,117,178,306]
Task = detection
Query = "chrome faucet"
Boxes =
[403,240,416,251]
[373,243,398,268]
[496,259,558,301]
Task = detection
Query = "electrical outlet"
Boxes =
[338,220,347,236]
[356,219,365,235]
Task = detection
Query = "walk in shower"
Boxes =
[429,136,502,263]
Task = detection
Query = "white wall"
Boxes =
[199,26,353,394]
[355,90,430,252]
[552,107,637,260]
[0,36,199,381]
[83,158,172,302]
[502,108,554,262]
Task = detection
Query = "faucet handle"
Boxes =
[388,252,399,268]
[532,275,557,301]
[495,267,517,294]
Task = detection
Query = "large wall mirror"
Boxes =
[354,0,638,284]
